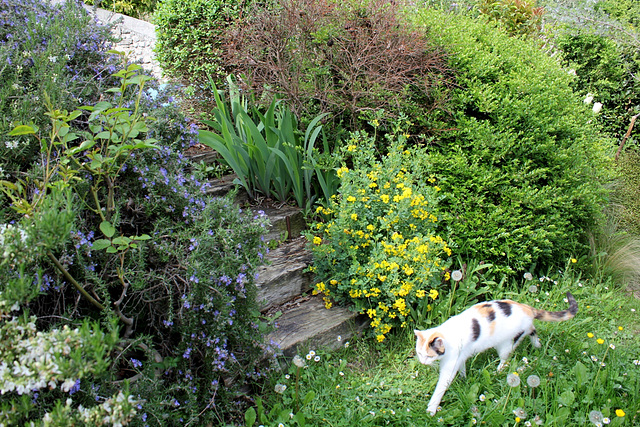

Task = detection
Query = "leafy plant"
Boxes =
[477,0,545,36]
[306,132,452,342]
[154,0,246,86]
[84,0,157,19]
[0,0,117,173]
[225,0,454,135]
[407,7,614,275]
[199,77,333,211]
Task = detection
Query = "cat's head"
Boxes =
[414,330,445,365]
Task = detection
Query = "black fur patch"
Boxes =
[530,329,537,338]
[486,308,496,323]
[471,318,481,341]
[496,301,512,317]
[513,331,524,344]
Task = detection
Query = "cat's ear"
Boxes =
[430,336,445,355]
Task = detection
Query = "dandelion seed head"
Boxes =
[527,375,540,388]
[507,373,521,387]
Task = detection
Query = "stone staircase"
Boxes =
[195,163,368,358]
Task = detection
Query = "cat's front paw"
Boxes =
[427,405,440,416]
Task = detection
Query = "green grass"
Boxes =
[254,269,640,426]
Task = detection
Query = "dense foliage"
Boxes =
[542,0,640,140]
[154,0,246,87]
[199,78,336,212]
[225,0,454,134]
[0,0,116,174]
[307,133,453,341]
[409,7,614,275]
[0,1,273,425]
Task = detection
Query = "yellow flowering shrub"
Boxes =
[306,132,451,341]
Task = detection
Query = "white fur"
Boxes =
[415,302,540,415]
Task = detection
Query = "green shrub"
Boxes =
[614,149,640,235]
[0,0,117,173]
[556,32,638,139]
[410,7,614,275]
[225,0,453,136]
[84,0,157,19]
[542,0,640,139]
[477,0,545,36]
[306,133,452,342]
[154,0,245,86]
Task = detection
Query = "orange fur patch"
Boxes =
[515,303,535,318]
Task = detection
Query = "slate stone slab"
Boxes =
[256,238,313,311]
[266,295,369,357]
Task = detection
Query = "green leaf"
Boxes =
[9,125,37,136]
[302,390,315,406]
[112,236,131,246]
[95,131,112,140]
[244,407,256,427]
[573,361,588,387]
[99,221,116,238]
[92,239,112,251]
[294,411,306,427]
[558,389,575,407]
[106,246,118,254]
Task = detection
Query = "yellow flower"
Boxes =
[616,409,625,417]
[351,213,358,221]
[367,308,377,318]
[336,166,349,178]
[416,289,426,298]
[347,144,357,152]
[618,326,623,331]
[347,196,356,202]
[571,258,577,263]
[323,297,332,309]
[376,334,385,342]
[380,194,390,203]
[587,332,594,338]
[429,289,439,300]
[313,236,322,245]
[597,338,604,344]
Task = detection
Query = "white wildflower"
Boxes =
[592,102,603,114]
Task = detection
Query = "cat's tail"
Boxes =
[533,292,578,322]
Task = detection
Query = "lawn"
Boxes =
[255,265,640,426]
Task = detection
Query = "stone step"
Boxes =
[204,175,306,242]
[259,205,306,243]
[266,295,369,357]
[256,237,313,312]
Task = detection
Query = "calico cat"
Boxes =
[414,291,578,415]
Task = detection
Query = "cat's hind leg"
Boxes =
[529,329,541,348]
[495,343,515,371]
